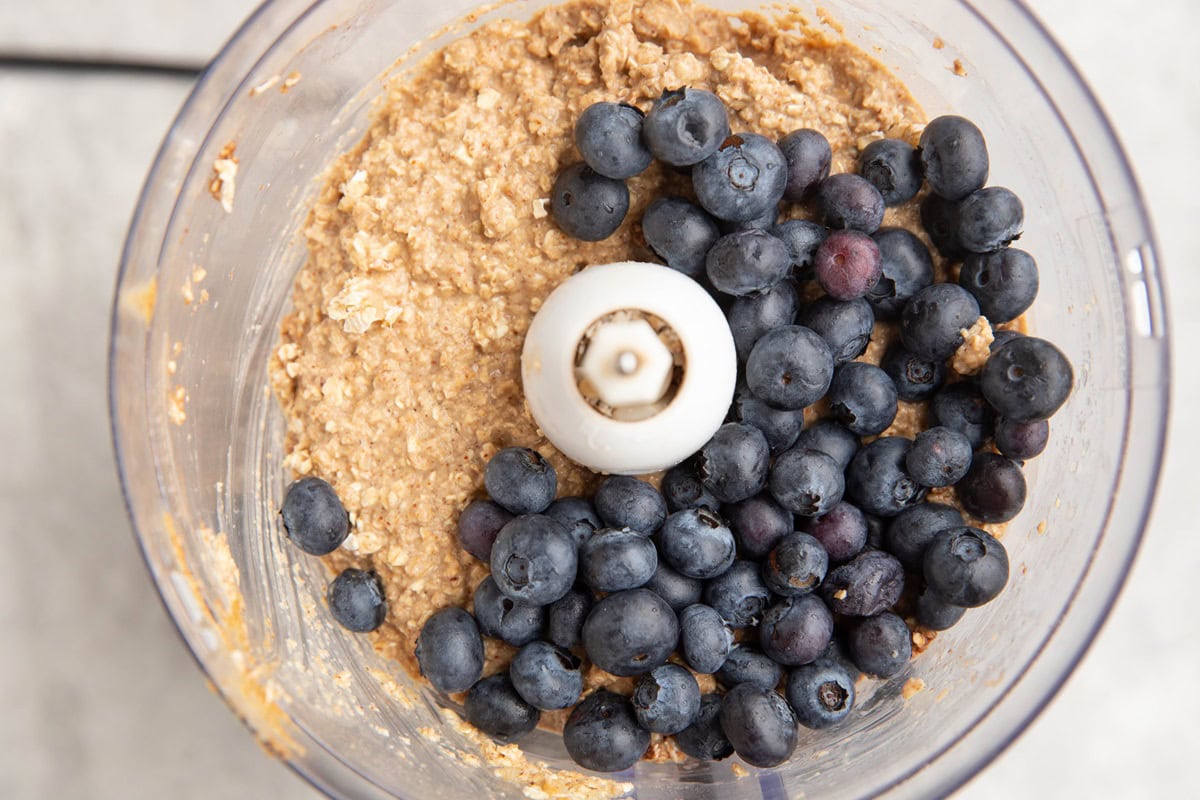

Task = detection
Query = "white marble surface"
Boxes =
[0,0,1195,797]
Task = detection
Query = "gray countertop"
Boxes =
[1,0,1195,797]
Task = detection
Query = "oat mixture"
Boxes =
[268,0,1013,754]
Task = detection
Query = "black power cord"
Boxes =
[0,53,205,79]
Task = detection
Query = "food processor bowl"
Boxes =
[109,0,1169,797]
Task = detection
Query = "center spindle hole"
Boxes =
[615,350,640,375]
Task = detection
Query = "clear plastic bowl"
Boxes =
[109,0,1169,797]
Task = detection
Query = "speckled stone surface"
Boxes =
[0,1,1195,797]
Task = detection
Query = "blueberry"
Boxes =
[464,674,540,740]
[786,658,856,729]
[981,336,1074,421]
[661,459,721,513]
[719,204,780,234]
[793,420,860,470]
[697,422,770,504]
[484,447,557,515]
[327,568,386,632]
[676,694,735,761]
[563,690,650,772]
[726,280,798,361]
[779,128,833,201]
[763,532,828,596]
[994,417,1050,460]
[827,362,898,436]
[859,138,922,206]
[643,87,731,167]
[813,229,884,302]
[550,162,630,242]
[868,227,935,319]
[490,515,577,605]
[510,640,584,710]
[745,326,835,410]
[884,502,964,571]
[915,587,967,631]
[704,560,772,628]
[823,550,905,617]
[759,594,834,666]
[845,436,926,517]
[865,511,888,550]
[679,603,735,674]
[642,196,721,279]
[457,499,514,562]
[580,528,658,592]
[919,115,989,201]
[923,526,1009,607]
[473,575,545,646]
[694,133,788,222]
[633,664,702,735]
[769,447,845,517]
[881,345,946,402]
[724,493,794,559]
[575,101,652,180]
[900,283,981,361]
[920,193,967,260]
[754,412,810,473]
[582,588,679,676]
[959,247,1039,323]
[799,501,868,563]
[594,475,667,534]
[847,611,912,678]
[660,508,737,580]
[720,684,798,768]
[281,476,349,555]
[547,589,592,650]
[717,645,785,691]
[415,607,484,693]
[705,229,792,297]
[771,219,829,271]
[818,174,886,233]
[990,328,1024,350]
[930,382,995,450]
[544,496,600,549]
[733,388,806,454]
[645,562,704,612]
[956,452,1027,523]
[798,296,874,364]
[956,187,1024,254]
[545,496,601,527]
[906,426,973,487]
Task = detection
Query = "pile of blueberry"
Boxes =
[422,447,878,771]
[404,89,1075,771]
[280,87,1078,775]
